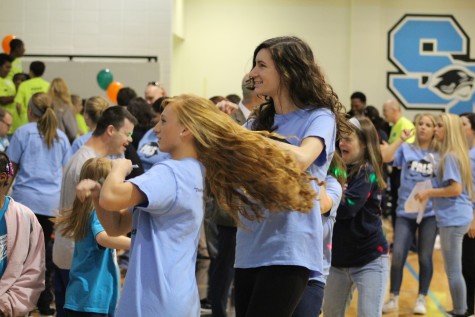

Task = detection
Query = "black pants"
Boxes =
[210,225,237,317]
[462,234,475,315]
[35,214,55,311]
[291,279,325,317]
[235,265,309,317]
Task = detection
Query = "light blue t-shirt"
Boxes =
[64,211,119,315]
[470,147,475,209]
[136,128,171,172]
[0,197,11,278]
[236,108,336,274]
[7,123,71,217]
[393,143,435,219]
[71,132,92,154]
[117,159,205,317]
[312,175,342,282]
[432,153,473,227]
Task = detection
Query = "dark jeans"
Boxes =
[462,233,475,315]
[35,214,55,311]
[291,279,325,317]
[210,225,237,317]
[55,265,70,317]
[235,265,309,317]
[65,309,108,317]
[390,216,437,295]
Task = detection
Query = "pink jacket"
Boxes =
[0,198,45,317]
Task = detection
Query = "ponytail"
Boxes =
[30,93,59,148]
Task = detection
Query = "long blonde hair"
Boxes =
[48,78,74,110]
[84,96,109,129]
[165,95,317,222]
[55,158,112,240]
[437,113,473,200]
[30,93,59,148]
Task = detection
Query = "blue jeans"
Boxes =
[323,255,389,317]
[439,225,470,315]
[390,216,437,295]
[292,279,325,317]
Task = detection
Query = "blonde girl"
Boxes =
[416,113,474,317]
[56,157,130,317]
[76,94,317,317]
[48,78,78,143]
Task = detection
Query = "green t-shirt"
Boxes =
[389,116,415,144]
[6,58,22,82]
[75,113,89,136]
[0,77,17,134]
[14,77,50,129]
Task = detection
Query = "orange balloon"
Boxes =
[2,34,16,54]
[106,81,124,104]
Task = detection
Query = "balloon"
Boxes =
[2,34,16,54]
[106,81,124,104]
[96,69,114,91]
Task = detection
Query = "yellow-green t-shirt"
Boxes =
[389,116,415,144]
[0,77,18,134]
[75,113,89,136]
[6,58,22,82]
[14,77,50,129]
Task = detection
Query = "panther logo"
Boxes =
[387,15,475,114]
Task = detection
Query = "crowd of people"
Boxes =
[0,35,474,317]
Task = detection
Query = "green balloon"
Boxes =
[97,69,114,91]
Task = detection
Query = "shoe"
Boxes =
[413,294,427,315]
[39,306,55,317]
[382,294,399,313]
[200,299,212,314]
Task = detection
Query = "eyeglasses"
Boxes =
[1,120,11,129]
[148,81,161,87]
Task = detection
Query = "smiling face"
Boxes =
[339,132,364,165]
[110,118,134,156]
[249,48,281,98]
[154,104,185,155]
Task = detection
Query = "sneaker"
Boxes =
[200,299,212,314]
[413,295,427,315]
[382,294,399,313]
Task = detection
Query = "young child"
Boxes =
[323,117,389,317]
[56,157,130,317]
[0,152,45,317]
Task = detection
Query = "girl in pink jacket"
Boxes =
[0,152,45,317]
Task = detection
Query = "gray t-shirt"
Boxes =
[53,145,100,269]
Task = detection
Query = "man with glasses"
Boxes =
[144,81,167,105]
[0,109,12,151]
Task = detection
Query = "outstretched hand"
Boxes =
[76,179,102,202]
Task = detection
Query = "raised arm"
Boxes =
[381,128,414,163]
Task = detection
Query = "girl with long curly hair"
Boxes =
[234,36,350,317]
[75,94,316,317]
